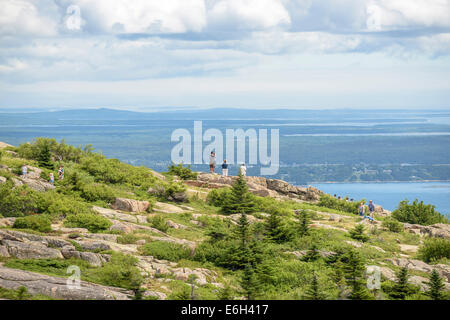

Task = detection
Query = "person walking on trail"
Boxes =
[368,200,375,219]
[209,151,216,174]
[58,166,64,180]
[221,159,228,177]
[239,163,247,176]
[49,173,54,185]
[21,165,28,177]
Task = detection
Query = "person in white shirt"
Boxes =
[239,163,247,176]
[22,165,28,177]
[209,151,216,173]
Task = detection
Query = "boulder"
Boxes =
[169,191,188,203]
[61,249,110,267]
[153,202,186,214]
[21,178,55,192]
[0,245,10,257]
[167,220,187,230]
[143,290,167,300]
[386,258,450,281]
[0,217,16,227]
[75,240,111,252]
[0,266,132,300]
[112,198,150,213]
[403,223,450,239]
[1,240,63,259]
[0,176,6,184]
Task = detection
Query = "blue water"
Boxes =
[312,182,450,215]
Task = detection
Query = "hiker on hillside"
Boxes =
[58,165,64,180]
[358,202,365,217]
[21,165,27,177]
[239,163,247,176]
[49,173,54,185]
[368,200,375,219]
[221,159,228,177]
[209,151,216,174]
[360,201,374,222]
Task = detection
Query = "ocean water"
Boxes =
[312,182,450,215]
[0,108,449,214]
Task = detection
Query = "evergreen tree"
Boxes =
[303,273,325,300]
[296,210,310,237]
[222,173,256,214]
[265,209,292,243]
[37,141,54,170]
[240,263,262,300]
[332,266,347,300]
[349,224,369,242]
[388,267,419,300]
[341,250,372,300]
[425,269,445,300]
[217,284,234,300]
[228,213,253,269]
[301,243,321,262]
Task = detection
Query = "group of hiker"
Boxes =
[208,151,246,177]
[21,164,64,185]
[334,194,376,223]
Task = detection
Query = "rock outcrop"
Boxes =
[186,173,323,201]
[112,198,150,213]
[403,223,450,239]
[0,266,132,300]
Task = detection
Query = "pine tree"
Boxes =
[301,243,321,262]
[349,224,369,242]
[228,213,253,269]
[222,173,256,214]
[341,250,373,300]
[296,210,310,237]
[303,273,325,300]
[37,142,54,170]
[388,267,419,300]
[217,284,234,300]
[425,269,445,300]
[265,209,292,243]
[240,263,262,300]
[332,266,347,300]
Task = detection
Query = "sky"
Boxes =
[1,0,450,110]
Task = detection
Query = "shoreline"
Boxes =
[307,180,450,185]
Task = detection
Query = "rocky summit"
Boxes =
[0,139,449,300]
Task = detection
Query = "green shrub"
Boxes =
[64,213,112,233]
[139,241,191,262]
[45,196,92,217]
[148,215,169,233]
[392,199,448,226]
[382,218,404,233]
[168,163,197,180]
[318,194,362,214]
[88,253,143,290]
[117,234,140,244]
[13,215,52,232]
[418,238,450,263]
[164,182,186,200]
[0,184,44,217]
[207,188,231,207]
[80,183,116,203]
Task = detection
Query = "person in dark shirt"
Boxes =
[221,159,228,176]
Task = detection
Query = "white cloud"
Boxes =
[59,0,207,34]
[366,0,450,31]
[0,0,57,36]
[207,0,291,31]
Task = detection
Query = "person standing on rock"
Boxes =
[368,200,375,219]
[209,151,216,174]
[239,163,247,176]
[221,159,228,176]
[49,172,54,185]
[21,164,27,177]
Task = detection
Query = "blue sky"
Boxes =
[1,0,450,110]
